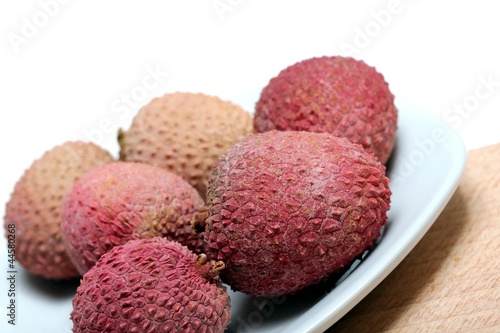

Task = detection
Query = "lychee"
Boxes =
[61,161,205,275]
[3,141,114,279]
[118,92,253,197]
[71,238,231,333]
[197,130,391,296]
[254,56,398,164]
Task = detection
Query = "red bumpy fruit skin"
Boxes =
[71,238,231,333]
[62,161,205,275]
[3,141,114,279]
[254,56,398,164]
[204,131,391,297]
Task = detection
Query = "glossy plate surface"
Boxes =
[0,98,466,333]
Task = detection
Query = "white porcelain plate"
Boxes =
[0,98,466,333]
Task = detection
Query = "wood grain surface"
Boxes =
[327,143,500,332]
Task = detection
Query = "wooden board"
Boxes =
[327,143,500,332]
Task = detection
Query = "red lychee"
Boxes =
[198,130,391,296]
[254,56,398,164]
[71,238,231,333]
[61,161,204,275]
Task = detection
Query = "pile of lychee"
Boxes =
[4,56,397,333]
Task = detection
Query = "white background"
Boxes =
[0,1,499,331]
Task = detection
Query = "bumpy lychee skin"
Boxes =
[3,141,114,279]
[254,56,398,164]
[71,238,231,333]
[61,161,205,275]
[201,131,391,297]
[119,92,253,197]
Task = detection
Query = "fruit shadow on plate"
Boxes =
[21,267,80,299]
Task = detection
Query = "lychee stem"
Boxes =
[195,254,225,280]
[117,128,126,161]
[191,207,209,234]
[196,253,209,266]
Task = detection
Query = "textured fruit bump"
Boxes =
[62,161,204,275]
[204,131,391,296]
[3,141,114,279]
[119,92,253,197]
[71,238,231,333]
[254,56,398,164]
